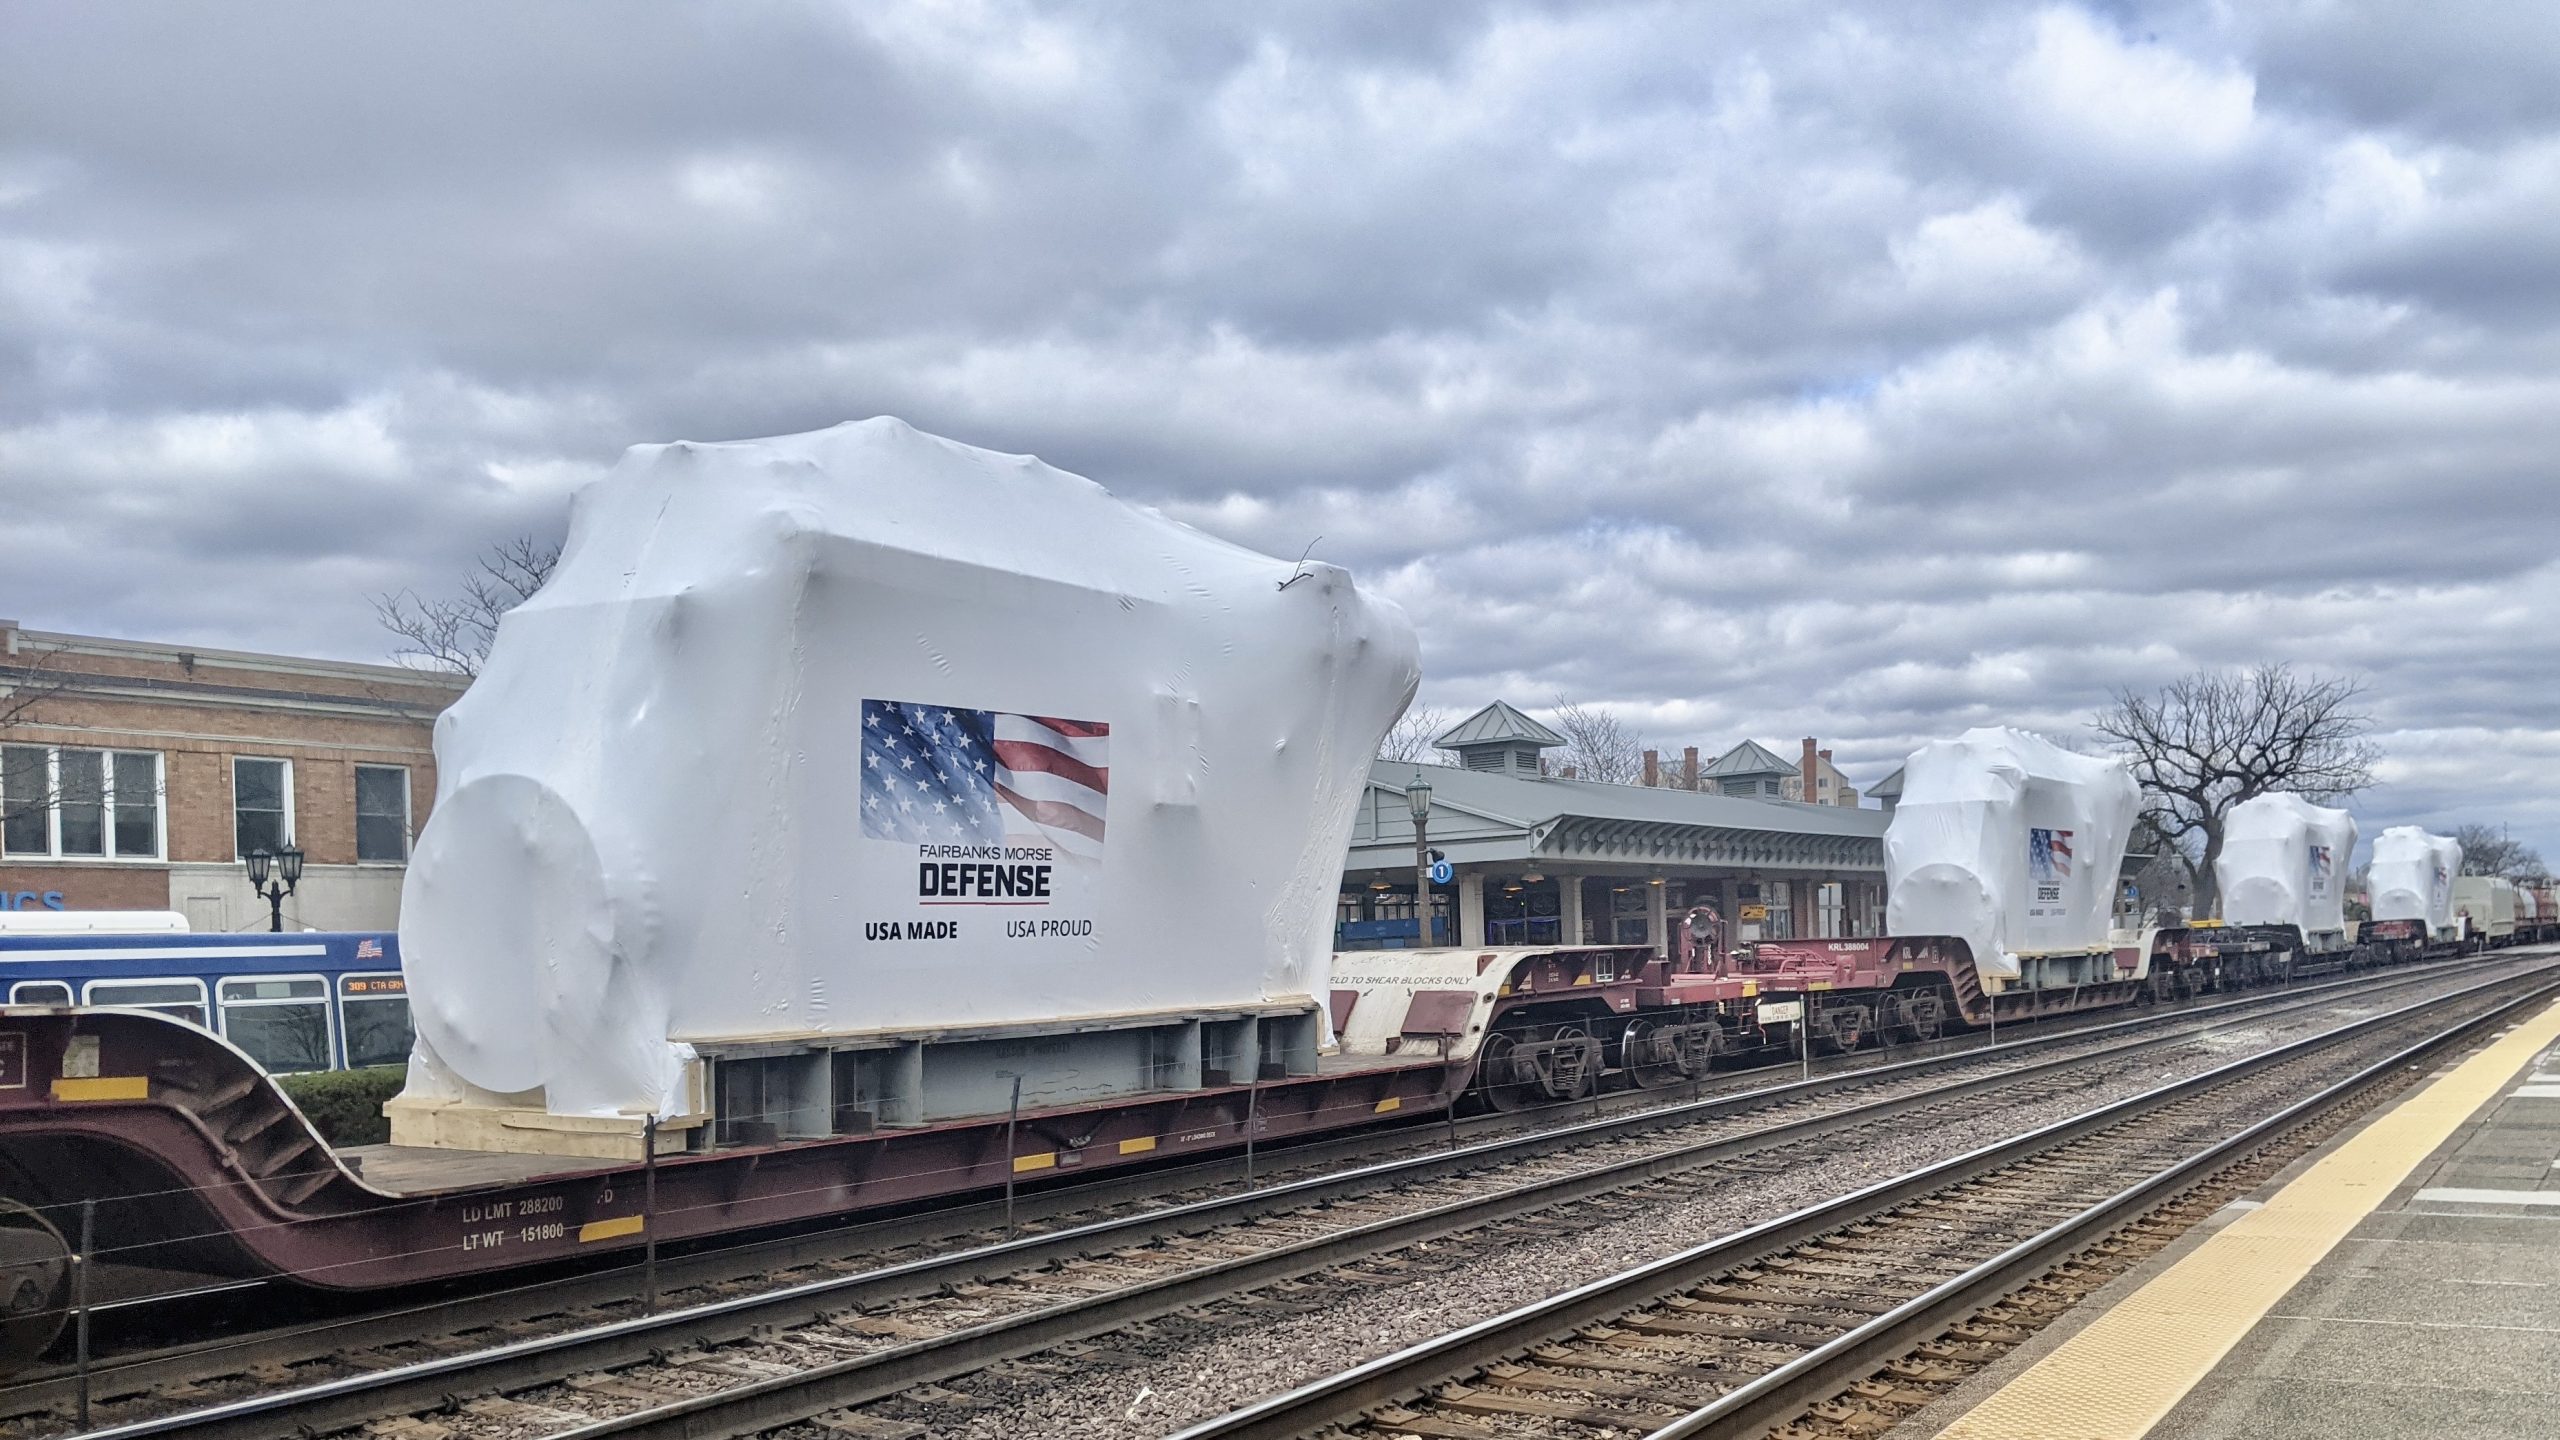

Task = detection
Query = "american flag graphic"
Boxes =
[859,699,1110,860]
[2029,827,2074,882]
[2308,844,2333,886]
[355,938,383,961]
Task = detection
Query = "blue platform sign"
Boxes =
[1429,859,1454,885]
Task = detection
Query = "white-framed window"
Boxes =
[353,764,410,863]
[8,981,72,1006]
[218,974,334,1073]
[338,972,412,1068]
[1763,880,1796,940]
[0,745,165,860]
[84,977,209,1028]
[232,756,294,859]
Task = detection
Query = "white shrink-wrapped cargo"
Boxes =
[399,419,1420,1119]
[2369,827,2462,935]
[1883,727,2140,980]
[2215,794,2359,938]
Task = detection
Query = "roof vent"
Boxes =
[1433,700,1565,780]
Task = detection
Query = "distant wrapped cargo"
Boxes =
[1883,726,2140,979]
[396,419,1418,1135]
[2216,793,2358,941]
[2368,826,2462,938]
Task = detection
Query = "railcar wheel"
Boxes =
[1542,1023,1600,1100]
[1891,989,1946,1043]
[1621,1019,1684,1089]
[0,1200,69,1374]
[1474,1032,1543,1113]
[1814,1003,1869,1054]
[1680,1021,1723,1076]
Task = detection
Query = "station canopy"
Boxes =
[1348,758,1886,876]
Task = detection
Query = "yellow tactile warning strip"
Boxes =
[1934,997,2560,1440]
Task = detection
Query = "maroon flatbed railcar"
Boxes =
[0,906,2466,1369]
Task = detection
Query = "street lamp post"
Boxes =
[1406,777,1434,948]
[244,844,305,933]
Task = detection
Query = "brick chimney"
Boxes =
[1560,765,1577,779]
[1682,746,1700,790]
[1642,749,1660,788]
[1800,737,1819,804]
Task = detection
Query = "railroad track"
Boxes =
[47,956,2558,1440]
[17,945,2520,1427]
[1174,969,2560,1440]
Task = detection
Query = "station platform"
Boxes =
[1915,997,2560,1440]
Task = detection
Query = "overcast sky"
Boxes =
[5,2,2557,860]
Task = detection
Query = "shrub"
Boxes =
[277,1065,405,1147]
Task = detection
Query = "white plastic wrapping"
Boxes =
[398,419,1419,1118]
[1883,727,2140,979]
[2368,826,2462,935]
[2215,794,2359,937]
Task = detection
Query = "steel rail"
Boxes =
[19,944,2520,1416]
[93,959,2560,1440]
[1168,967,2560,1440]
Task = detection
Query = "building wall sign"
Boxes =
[3,891,67,910]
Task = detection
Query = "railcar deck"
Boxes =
[339,1144,625,1193]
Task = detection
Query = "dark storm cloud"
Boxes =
[5,0,2558,857]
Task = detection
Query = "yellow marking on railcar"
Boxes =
[51,1076,146,1102]
[1117,1136,1157,1155]
[1373,1096,1402,1113]
[578,1216,645,1242]
[1011,1151,1057,1173]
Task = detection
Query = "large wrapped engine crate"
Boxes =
[2215,793,2359,940]
[1883,727,2140,980]
[394,419,1418,1145]
[2369,826,2462,936]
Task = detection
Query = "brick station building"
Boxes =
[0,620,468,930]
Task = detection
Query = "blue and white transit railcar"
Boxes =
[0,927,409,1074]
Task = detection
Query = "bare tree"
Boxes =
[2092,664,2380,918]
[2450,823,2546,882]
[0,645,76,839]
[1378,702,1450,763]
[1547,696,1644,785]
[373,536,559,678]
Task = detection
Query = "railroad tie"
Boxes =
[361,1420,453,1440]
[461,1396,591,1427]
[811,1411,926,1439]
[899,1383,994,1410]
[1364,1402,1505,1438]
[567,1373,679,1403]
[1531,1341,1737,1382]
[1431,1381,1646,1427]
[1481,1359,1715,1406]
